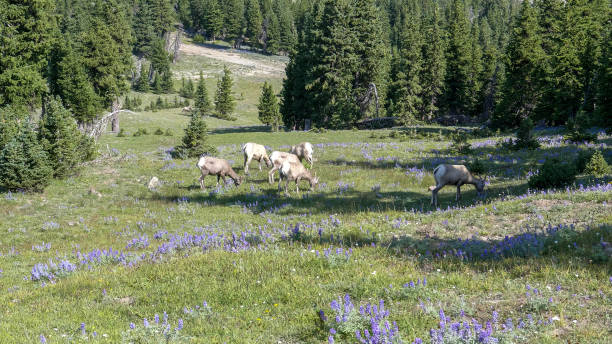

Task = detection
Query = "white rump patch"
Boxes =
[280,161,291,176]
[434,164,446,183]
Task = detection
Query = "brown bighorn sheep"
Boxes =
[268,151,300,183]
[278,161,319,195]
[242,142,272,174]
[289,142,314,168]
[196,156,242,190]
[428,164,485,207]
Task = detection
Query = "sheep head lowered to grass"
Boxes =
[196,156,242,190]
[428,164,485,207]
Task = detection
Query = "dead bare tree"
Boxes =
[357,82,380,118]
[83,109,134,140]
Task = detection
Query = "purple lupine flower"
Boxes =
[80,322,85,336]
[40,334,47,344]
[130,322,135,329]
[155,313,160,324]
[330,328,336,335]
[328,335,335,344]
[177,318,183,330]
[143,318,149,328]
[318,310,327,322]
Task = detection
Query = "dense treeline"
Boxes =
[282,0,611,129]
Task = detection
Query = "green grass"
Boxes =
[0,48,611,343]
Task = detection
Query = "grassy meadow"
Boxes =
[0,44,611,343]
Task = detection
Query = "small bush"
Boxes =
[450,130,471,154]
[585,150,609,177]
[564,115,597,143]
[133,128,149,137]
[528,158,577,189]
[164,129,173,136]
[193,34,206,44]
[117,128,126,137]
[513,118,540,150]
[154,128,164,135]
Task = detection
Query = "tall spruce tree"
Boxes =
[224,0,246,47]
[351,0,390,118]
[467,22,484,116]
[594,21,611,128]
[245,0,263,48]
[258,81,281,130]
[194,72,212,115]
[493,0,546,128]
[0,0,56,107]
[38,97,84,178]
[132,0,157,56]
[388,7,423,123]
[444,0,472,117]
[203,0,223,40]
[420,5,446,120]
[214,66,236,117]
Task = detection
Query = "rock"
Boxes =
[148,177,161,190]
[88,187,102,198]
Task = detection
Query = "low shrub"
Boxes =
[133,128,149,137]
[528,158,577,189]
[466,158,487,176]
[574,149,594,173]
[154,128,164,135]
[193,34,206,44]
[449,130,471,154]
[585,150,610,177]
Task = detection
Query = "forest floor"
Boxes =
[0,45,610,343]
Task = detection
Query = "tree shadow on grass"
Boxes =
[211,125,271,134]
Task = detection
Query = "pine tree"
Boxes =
[351,0,390,118]
[175,112,216,158]
[593,16,611,129]
[274,0,297,53]
[152,73,163,94]
[135,66,151,92]
[0,0,56,107]
[478,20,500,121]
[444,0,472,117]
[263,14,282,54]
[493,0,546,128]
[38,97,84,178]
[194,72,211,115]
[388,7,423,123]
[48,43,101,123]
[224,0,246,47]
[467,22,484,116]
[203,0,223,41]
[0,122,53,192]
[180,77,195,98]
[245,0,263,48]
[420,5,446,120]
[132,0,157,56]
[214,66,236,117]
[0,106,27,151]
[150,0,174,37]
[258,81,281,130]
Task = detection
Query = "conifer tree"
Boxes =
[195,72,211,115]
[135,66,151,92]
[493,0,546,128]
[444,0,472,117]
[203,0,223,40]
[150,0,174,37]
[132,0,157,56]
[245,0,263,48]
[49,43,101,123]
[351,0,390,118]
[214,66,236,117]
[388,8,422,123]
[274,0,297,53]
[224,0,246,47]
[467,22,484,116]
[594,20,611,129]
[0,122,53,192]
[175,112,216,158]
[420,5,446,120]
[0,0,56,107]
[258,81,281,131]
[38,97,84,178]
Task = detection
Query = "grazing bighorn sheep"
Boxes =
[278,161,319,195]
[268,151,300,183]
[196,156,242,190]
[289,142,314,168]
[428,164,485,207]
[242,142,272,174]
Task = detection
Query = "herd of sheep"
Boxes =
[195,141,485,206]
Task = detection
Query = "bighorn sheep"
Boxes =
[289,142,314,168]
[428,164,485,207]
[268,151,300,183]
[278,161,319,195]
[196,156,242,190]
[242,142,272,174]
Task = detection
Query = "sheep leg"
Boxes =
[431,185,444,207]
[258,157,262,171]
[268,165,278,184]
[456,185,462,201]
[244,156,252,175]
[199,170,209,190]
[216,175,221,186]
[221,175,227,185]
[278,175,283,192]
[296,177,301,193]
[285,179,290,196]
